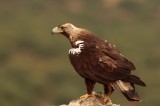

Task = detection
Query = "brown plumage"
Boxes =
[52,23,146,102]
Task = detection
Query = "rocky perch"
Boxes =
[59,93,120,106]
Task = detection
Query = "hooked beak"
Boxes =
[51,27,63,35]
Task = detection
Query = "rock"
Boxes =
[60,93,120,106]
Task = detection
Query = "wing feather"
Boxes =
[69,35,136,84]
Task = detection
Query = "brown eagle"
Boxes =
[51,23,146,102]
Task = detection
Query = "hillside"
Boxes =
[0,0,160,106]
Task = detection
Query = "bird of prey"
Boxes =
[51,23,146,102]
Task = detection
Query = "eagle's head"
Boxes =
[52,23,92,41]
[51,23,80,39]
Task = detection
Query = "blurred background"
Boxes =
[0,0,160,106]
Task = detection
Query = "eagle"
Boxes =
[51,23,146,102]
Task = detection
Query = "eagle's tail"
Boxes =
[128,75,146,87]
[114,80,141,102]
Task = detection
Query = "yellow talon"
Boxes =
[79,92,95,102]
[102,94,111,103]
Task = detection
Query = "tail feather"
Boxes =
[115,80,141,102]
[128,75,146,87]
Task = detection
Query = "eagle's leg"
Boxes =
[103,84,114,103]
[79,78,95,101]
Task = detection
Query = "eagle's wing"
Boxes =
[99,40,136,70]
[80,36,136,81]
[84,36,135,67]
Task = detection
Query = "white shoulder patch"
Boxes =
[75,40,84,46]
[69,40,85,56]
[69,48,81,55]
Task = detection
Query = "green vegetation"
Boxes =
[0,0,159,106]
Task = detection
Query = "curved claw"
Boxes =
[79,93,95,103]
[102,94,111,103]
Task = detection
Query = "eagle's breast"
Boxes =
[68,39,93,78]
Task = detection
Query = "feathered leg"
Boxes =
[79,78,95,101]
[103,84,114,102]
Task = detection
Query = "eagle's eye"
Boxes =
[60,26,67,30]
